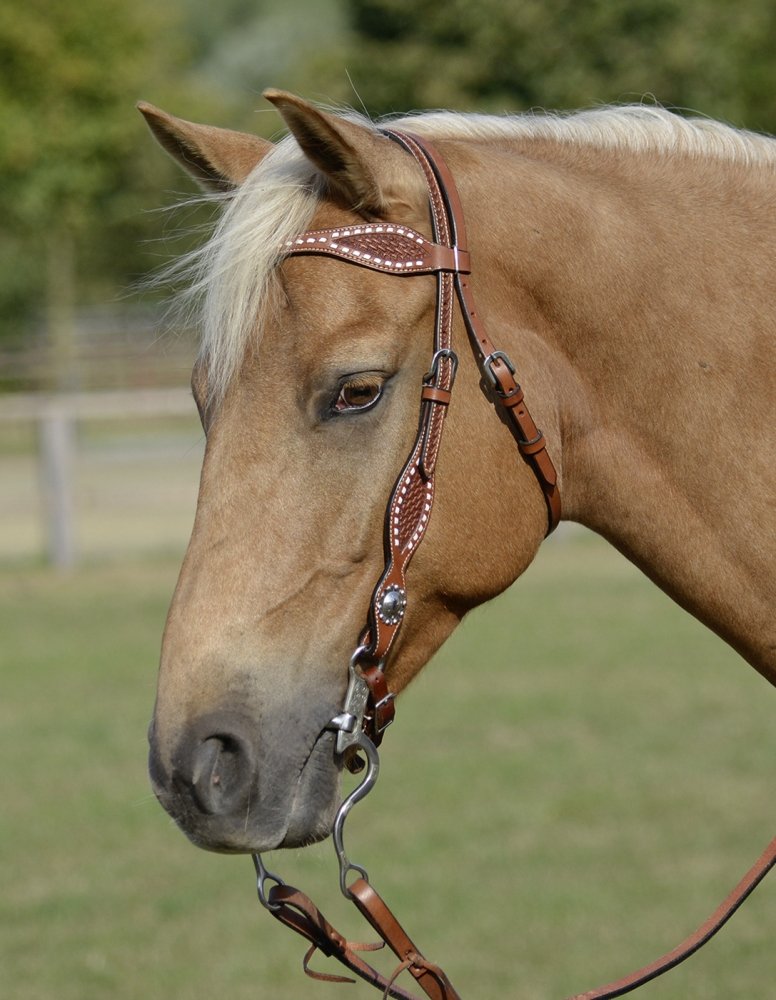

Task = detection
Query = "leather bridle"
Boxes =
[250,130,775,998]
[281,128,559,748]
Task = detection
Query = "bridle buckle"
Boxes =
[423,347,459,389]
[482,349,516,391]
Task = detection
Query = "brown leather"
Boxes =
[420,385,452,405]
[264,833,776,1000]
[360,663,396,735]
[394,130,561,532]
[285,225,470,275]
[283,134,560,539]
[267,883,421,1000]
[284,128,561,710]
[349,879,463,1000]
[567,834,776,999]
[266,832,776,1000]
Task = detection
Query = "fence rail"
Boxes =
[0,388,193,422]
[0,389,196,569]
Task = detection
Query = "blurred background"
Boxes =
[2,2,775,998]
[3,0,776,567]
[3,0,776,566]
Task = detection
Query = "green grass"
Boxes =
[1,534,774,999]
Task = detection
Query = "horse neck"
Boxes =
[457,138,776,679]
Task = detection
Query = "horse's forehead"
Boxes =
[276,225,432,344]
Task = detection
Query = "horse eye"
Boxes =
[333,377,383,414]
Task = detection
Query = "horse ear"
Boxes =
[263,89,421,217]
[137,102,272,192]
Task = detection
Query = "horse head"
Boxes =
[140,93,552,853]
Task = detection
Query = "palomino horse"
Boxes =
[139,91,775,992]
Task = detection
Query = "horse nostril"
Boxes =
[189,733,253,816]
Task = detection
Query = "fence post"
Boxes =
[38,405,76,569]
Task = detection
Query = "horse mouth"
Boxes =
[281,729,343,847]
[148,709,344,854]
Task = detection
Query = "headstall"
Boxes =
[249,130,775,998]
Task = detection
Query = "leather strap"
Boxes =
[264,836,776,1000]
[285,225,470,275]
[267,880,462,1000]
[396,130,561,533]
[286,130,464,742]
[567,834,776,999]
[283,132,561,539]
[350,878,463,1000]
[284,128,561,738]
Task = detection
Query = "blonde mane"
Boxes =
[399,104,776,166]
[183,105,776,403]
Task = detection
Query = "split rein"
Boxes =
[249,130,776,998]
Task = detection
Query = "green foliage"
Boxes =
[0,0,192,344]
[4,0,776,355]
[345,0,776,133]
[0,0,351,349]
[179,0,350,121]
[1,3,160,231]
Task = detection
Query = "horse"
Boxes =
[138,90,775,990]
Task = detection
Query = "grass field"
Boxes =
[1,532,774,999]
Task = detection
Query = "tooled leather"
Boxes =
[400,130,561,527]
[364,131,457,671]
[282,138,561,531]
[369,437,435,665]
[419,270,455,480]
[284,225,469,275]
[270,123,774,1000]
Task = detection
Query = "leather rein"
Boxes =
[250,130,776,998]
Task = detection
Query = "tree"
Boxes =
[0,0,354,382]
[0,0,190,381]
[344,0,776,135]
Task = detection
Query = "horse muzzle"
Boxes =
[148,704,343,853]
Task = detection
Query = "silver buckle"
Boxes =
[424,347,459,388]
[482,350,516,389]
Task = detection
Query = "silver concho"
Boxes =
[377,584,407,626]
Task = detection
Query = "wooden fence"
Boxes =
[0,389,195,569]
